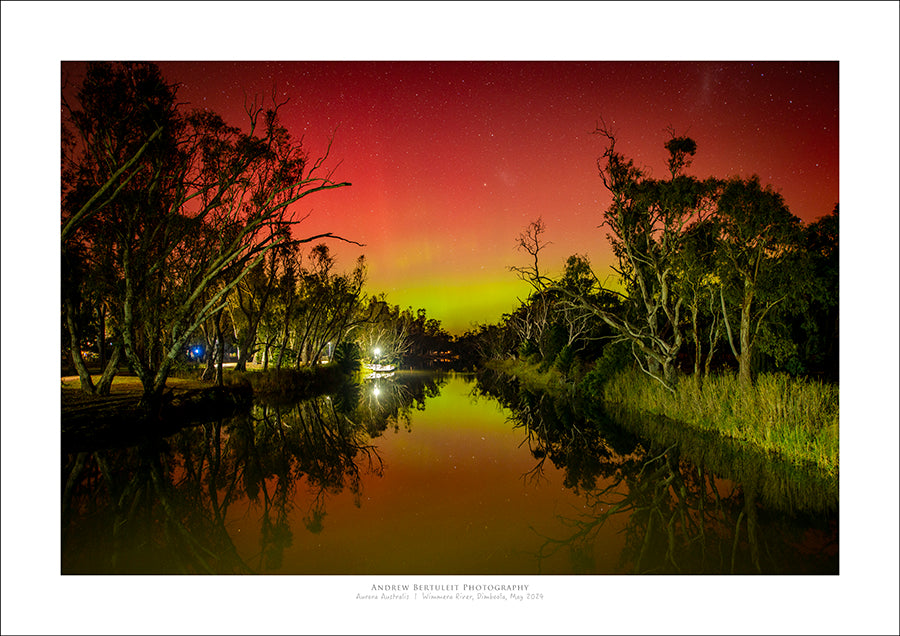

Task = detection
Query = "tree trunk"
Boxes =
[215,318,225,387]
[663,357,677,389]
[94,343,122,396]
[276,333,288,370]
[201,311,222,382]
[97,304,107,369]
[63,294,97,395]
[739,286,754,389]
[691,301,701,376]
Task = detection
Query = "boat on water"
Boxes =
[364,363,396,373]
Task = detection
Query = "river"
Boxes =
[61,370,838,575]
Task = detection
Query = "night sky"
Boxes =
[63,60,839,334]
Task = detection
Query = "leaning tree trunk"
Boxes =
[63,294,97,395]
[93,343,122,396]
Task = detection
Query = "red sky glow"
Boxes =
[63,60,838,334]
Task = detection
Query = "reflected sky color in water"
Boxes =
[223,375,626,574]
[62,372,836,575]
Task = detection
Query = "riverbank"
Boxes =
[61,364,347,450]
[484,358,839,475]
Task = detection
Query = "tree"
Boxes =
[62,62,356,407]
[61,62,178,396]
[799,205,839,379]
[715,175,802,387]
[512,127,717,392]
[674,217,722,376]
[289,245,368,367]
[228,249,280,371]
[353,299,412,367]
[595,125,718,389]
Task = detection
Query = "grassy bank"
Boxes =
[485,358,839,476]
[603,368,839,475]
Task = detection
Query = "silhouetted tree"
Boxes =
[511,126,717,392]
[62,62,355,407]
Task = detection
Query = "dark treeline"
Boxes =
[456,122,838,392]
[61,62,456,408]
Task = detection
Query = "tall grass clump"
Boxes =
[603,368,839,474]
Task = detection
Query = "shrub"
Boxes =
[577,340,632,400]
[333,341,361,374]
[554,344,576,377]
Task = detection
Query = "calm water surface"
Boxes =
[61,371,838,575]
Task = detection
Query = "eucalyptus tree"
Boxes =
[289,244,368,367]
[61,62,179,395]
[62,62,354,407]
[797,205,839,378]
[510,252,610,370]
[596,127,719,389]
[513,127,717,391]
[556,254,618,352]
[674,217,723,376]
[263,245,301,370]
[714,175,802,387]
[228,247,282,371]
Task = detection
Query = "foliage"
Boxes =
[497,124,837,399]
[333,340,362,375]
[232,364,344,398]
[553,343,576,376]
[485,358,571,399]
[576,339,633,402]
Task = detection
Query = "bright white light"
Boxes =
[374,348,381,357]
[373,386,380,397]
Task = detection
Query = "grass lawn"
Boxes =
[61,374,218,409]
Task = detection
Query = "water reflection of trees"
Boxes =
[61,373,446,574]
[354,371,447,437]
[473,368,641,494]
[475,369,839,575]
[62,434,254,574]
